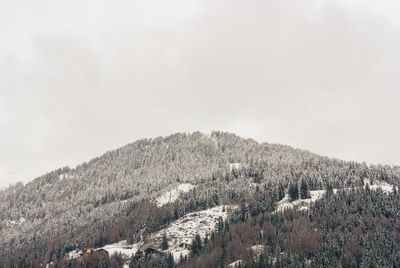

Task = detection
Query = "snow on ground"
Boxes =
[364,179,393,193]
[228,245,267,267]
[148,205,234,261]
[228,260,243,267]
[59,174,74,180]
[250,244,267,255]
[229,163,241,171]
[45,262,55,268]
[171,249,190,262]
[66,250,81,259]
[156,183,195,207]
[275,180,394,213]
[276,190,326,212]
[7,217,26,227]
[99,240,139,257]
[66,241,139,259]
[66,205,235,262]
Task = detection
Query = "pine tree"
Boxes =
[224,220,230,233]
[300,179,311,199]
[365,183,370,192]
[325,182,334,197]
[161,233,169,250]
[203,235,209,247]
[217,217,225,233]
[289,183,299,201]
[278,183,285,201]
[166,253,175,268]
[191,234,202,256]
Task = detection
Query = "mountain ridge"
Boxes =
[1,131,399,267]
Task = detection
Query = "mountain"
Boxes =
[1,131,399,267]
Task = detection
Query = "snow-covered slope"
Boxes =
[276,190,327,212]
[364,179,393,192]
[66,205,235,262]
[228,260,243,267]
[67,241,139,259]
[148,205,233,261]
[100,240,138,257]
[155,183,195,207]
[276,180,394,212]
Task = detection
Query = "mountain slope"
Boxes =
[0,131,399,266]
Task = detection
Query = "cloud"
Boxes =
[1,0,400,186]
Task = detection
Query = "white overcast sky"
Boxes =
[1,0,400,187]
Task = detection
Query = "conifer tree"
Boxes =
[161,233,169,250]
[289,183,299,201]
[300,179,311,199]
[191,234,202,256]
[278,183,285,201]
[325,182,334,197]
[203,235,209,247]
[217,217,225,233]
[166,253,175,268]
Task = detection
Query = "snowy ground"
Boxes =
[58,174,74,180]
[228,260,243,267]
[275,190,326,212]
[67,241,139,259]
[100,240,139,257]
[156,183,195,207]
[65,205,234,262]
[229,163,241,171]
[148,205,234,261]
[250,244,267,255]
[228,245,266,267]
[275,180,394,212]
[66,250,81,259]
[364,179,393,192]
[7,217,26,227]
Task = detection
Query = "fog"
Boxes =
[1,0,400,187]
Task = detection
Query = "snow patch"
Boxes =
[79,206,236,262]
[228,245,268,267]
[172,249,190,262]
[364,179,393,193]
[66,240,139,260]
[148,205,234,261]
[100,240,138,257]
[7,217,26,227]
[228,260,243,267]
[59,174,73,180]
[276,190,326,212]
[66,250,81,259]
[45,262,54,268]
[156,183,195,207]
[250,244,267,255]
[229,163,241,171]
[275,180,394,212]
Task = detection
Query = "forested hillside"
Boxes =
[0,131,399,267]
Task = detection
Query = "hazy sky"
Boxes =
[1,0,400,187]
